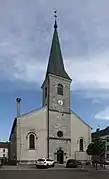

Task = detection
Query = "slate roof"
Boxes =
[92,126,109,138]
[0,142,8,149]
[46,21,71,81]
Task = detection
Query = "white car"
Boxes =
[36,158,55,168]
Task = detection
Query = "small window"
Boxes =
[107,145,109,151]
[29,134,35,149]
[3,149,5,152]
[57,84,63,95]
[45,87,47,98]
[107,154,109,159]
[103,141,106,146]
[3,154,5,157]
[107,137,109,142]
[79,138,83,151]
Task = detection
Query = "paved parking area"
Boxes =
[1,163,109,171]
[0,164,66,170]
[1,164,109,179]
[1,168,109,179]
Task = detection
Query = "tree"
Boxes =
[86,138,105,170]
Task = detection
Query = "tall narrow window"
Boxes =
[29,134,35,149]
[107,137,109,142]
[45,87,47,98]
[57,84,63,95]
[107,145,109,151]
[79,138,83,151]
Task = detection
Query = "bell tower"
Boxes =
[41,12,72,160]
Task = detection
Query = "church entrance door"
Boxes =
[57,149,64,164]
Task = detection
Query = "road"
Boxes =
[0,165,109,179]
[1,169,109,179]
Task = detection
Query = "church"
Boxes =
[9,18,92,164]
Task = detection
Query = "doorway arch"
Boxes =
[57,148,64,164]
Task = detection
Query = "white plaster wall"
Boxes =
[16,107,47,162]
[0,148,8,158]
[71,112,91,161]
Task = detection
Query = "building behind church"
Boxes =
[92,127,109,161]
[9,18,92,164]
[0,142,8,163]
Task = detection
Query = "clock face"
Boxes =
[58,100,63,106]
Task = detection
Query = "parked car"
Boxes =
[66,159,78,168]
[105,159,109,165]
[36,158,55,168]
[98,159,109,165]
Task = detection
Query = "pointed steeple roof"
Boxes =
[46,19,71,80]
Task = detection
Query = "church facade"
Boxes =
[9,20,92,164]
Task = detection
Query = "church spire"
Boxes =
[46,11,71,80]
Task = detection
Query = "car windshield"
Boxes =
[68,159,76,162]
[38,159,45,161]
[46,159,52,161]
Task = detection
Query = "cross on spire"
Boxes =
[54,10,57,29]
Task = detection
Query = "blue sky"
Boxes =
[0,0,109,141]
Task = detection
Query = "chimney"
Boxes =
[16,97,21,117]
[96,128,100,132]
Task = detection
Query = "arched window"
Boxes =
[29,134,35,149]
[57,84,63,95]
[79,138,83,151]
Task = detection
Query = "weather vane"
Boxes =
[54,10,57,29]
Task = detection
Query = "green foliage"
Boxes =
[86,138,106,157]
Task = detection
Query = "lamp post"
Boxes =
[16,97,21,164]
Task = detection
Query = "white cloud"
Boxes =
[92,99,101,105]
[0,0,109,94]
[12,57,47,84]
[95,107,109,120]
[78,90,109,100]
[65,50,109,90]
[1,41,109,93]
[2,50,109,91]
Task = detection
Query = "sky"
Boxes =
[0,0,109,141]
